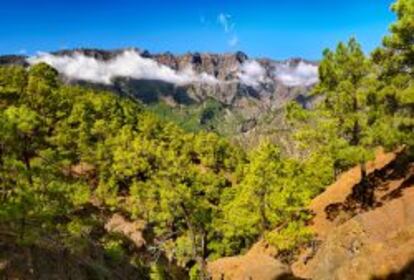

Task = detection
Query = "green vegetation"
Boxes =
[147,98,227,134]
[0,0,413,279]
[286,0,413,207]
[0,61,324,278]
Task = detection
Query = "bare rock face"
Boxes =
[0,55,28,66]
[52,48,127,61]
[210,150,414,280]
[307,149,399,240]
[7,48,317,110]
[292,150,414,280]
[0,48,319,136]
[105,214,146,249]
[298,188,414,280]
[208,240,292,280]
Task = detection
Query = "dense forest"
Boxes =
[0,0,413,279]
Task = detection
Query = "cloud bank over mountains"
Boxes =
[237,60,268,87]
[274,61,319,87]
[28,50,219,86]
[27,50,318,88]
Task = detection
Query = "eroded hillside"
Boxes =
[208,149,414,280]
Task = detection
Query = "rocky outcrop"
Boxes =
[123,49,314,111]
[207,149,414,280]
[292,149,414,280]
[0,48,318,136]
[0,55,28,66]
[307,149,400,239]
[142,51,316,111]
[295,186,414,280]
[208,240,293,280]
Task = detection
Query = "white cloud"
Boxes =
[274,61,319,87]
[217,13,239,47]
[27,50,218,86]
[26,50,318,89]
[217,13,234,33]
[237,60,267,87]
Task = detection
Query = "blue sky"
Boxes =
[0,0,395,59]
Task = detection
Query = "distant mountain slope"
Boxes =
[0,49,319,139]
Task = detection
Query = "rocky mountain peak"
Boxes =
[0,48,320,134]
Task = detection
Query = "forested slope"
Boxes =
[0,63,330,279]
[0,0,413,279]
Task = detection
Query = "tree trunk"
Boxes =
[258,190,269,231]
[360,161,367,179]
[179,203,209,279]
[0,144,5,202]
[359,161,374,207]
[19,216,26,242]
[196,256,208,280]
[352,120,360,146]
[198,229,208,280]
[351,94,361,146]
[23,152,33,185]
[20,137,33,242]
[22,135,33,185]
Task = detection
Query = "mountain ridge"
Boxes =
[0,48,319,139]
